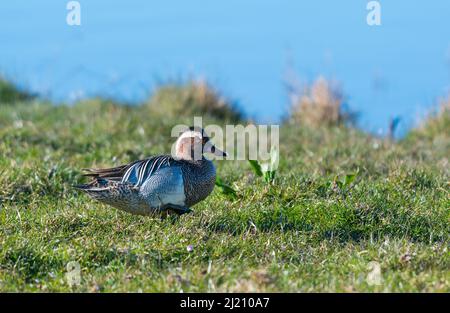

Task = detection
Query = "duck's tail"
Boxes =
[73,180,110,200]
[73,178,134,202]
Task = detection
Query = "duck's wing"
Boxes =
[81,155,178,187]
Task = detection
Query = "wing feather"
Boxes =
[82,155,177,187]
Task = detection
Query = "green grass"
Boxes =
[0,97,449,292]
[0,76,35,104]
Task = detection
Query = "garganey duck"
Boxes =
[75,127,227,215]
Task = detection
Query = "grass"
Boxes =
[0,86,449,292]
[0,76,35,104]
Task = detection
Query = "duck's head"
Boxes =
[175,126,227,161]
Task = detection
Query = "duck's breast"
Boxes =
[182,159,216,207]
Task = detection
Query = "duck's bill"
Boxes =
[213,146,227,157]
[205,142,227,157]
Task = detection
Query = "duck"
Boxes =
[75,127,227,215]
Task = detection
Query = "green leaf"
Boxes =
[270,146,279,170]
[343,173,356,186]
[263,171,276,183]
[215,177,237,198]
[248,160,263,177]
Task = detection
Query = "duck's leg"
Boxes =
[161,204,192,215]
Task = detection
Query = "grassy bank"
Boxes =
[0,84,448,292]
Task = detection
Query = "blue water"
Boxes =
[1,1,449,135]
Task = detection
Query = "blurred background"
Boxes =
[0,0,449,136]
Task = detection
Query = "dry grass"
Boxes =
[407,94,450,147]
[288,77,353,127]
[146,79,243,122]
[418,95,450,131]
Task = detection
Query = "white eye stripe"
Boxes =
[178,131,203,141]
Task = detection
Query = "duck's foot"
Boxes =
[161,204,192,215]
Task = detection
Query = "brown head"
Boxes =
[174,126,227,161]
